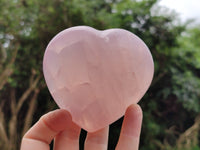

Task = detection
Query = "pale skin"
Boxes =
[21,104,143,150]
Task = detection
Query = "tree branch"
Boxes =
[10,88,17,115]
[176,114,200,148]
[0,102,9,144]
[8,89,18,149]
[22,88,39,135]
[151,71,167,87]
[16,75,40,114]
[0,43,19,90]
[0,42,7,63]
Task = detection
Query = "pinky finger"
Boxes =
[115,104,143,150]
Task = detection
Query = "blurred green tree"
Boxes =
[0,0,199,150]
[140,25,200,149]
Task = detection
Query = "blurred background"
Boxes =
[0,0,200,149]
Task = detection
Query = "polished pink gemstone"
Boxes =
[43,26,154,132]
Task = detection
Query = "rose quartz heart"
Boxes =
[43,26,154,132]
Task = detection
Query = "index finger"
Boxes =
[20,109,72,150]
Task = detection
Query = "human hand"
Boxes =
[20,104,142,150]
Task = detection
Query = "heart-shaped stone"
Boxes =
[43,26,154,132]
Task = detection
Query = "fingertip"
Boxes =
[122,104,143,137]
[22,109,73,146]
[126,104,143,119]
[53,121,81,150]
[41,109,72,132]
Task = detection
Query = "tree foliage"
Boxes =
[0,0,200,150]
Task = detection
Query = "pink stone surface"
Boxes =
[43,26,154,132]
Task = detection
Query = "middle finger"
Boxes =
[84,126,109,150]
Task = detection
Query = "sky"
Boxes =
[159,0,200,24]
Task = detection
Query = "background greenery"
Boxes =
[0,0,200,149]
